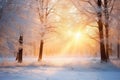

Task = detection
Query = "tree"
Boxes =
[97,0,107,62]
[104,0,109,60]
[103,0,115,60]
[36,0,58,61]
[114,0,120,58]
[71,0,108,62]
[0,0,36,60]
[16,34,23,63]
[117,31,120,58]
[117,18,120,58]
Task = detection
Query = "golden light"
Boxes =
[41,0,99,57]
[67,30,73,36]
[67,30,82,41]
[74,32,82,40]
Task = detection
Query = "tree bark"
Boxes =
[18,48,23,63]
[105,24,109,60]
[98,19,107,62]
[117,35,120,58]
[97,0,107,62]
[38,40,44,61]
[104,0,109,60]
[16,35,23,63]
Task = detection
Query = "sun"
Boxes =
[67,30,82,41]
[74,32,82,40]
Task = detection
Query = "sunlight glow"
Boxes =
[67,30,73,36]
[67,30,82,41]
[40,1,99,57]
[74,32,81,40]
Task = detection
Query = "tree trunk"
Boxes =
[117,35,120,58]
[97,0,107,62]
[104,0,109,60]
[18,48,23,63]
[105,23,109,60]
[98,19,107,62]
[33,42,37,56]
[38,40,44,61]
[16,35,23,63]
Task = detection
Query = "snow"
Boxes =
[0,0,120,80]
[0,57,120,80]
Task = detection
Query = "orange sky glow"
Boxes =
[40,1,99,56]
[27,0,99,57]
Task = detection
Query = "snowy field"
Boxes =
[0,57,120,80]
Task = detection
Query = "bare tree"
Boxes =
[16,33,23,63]
[0,0,35,62]
[36,0,58,61]
[117,30,120,58]
[71,0,108,62]
[114,0,120,58]
[97,0,107,62]
[117,18,120,58]
[104,0,109,60]
[103,0,115,60]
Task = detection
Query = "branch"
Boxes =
[70,0,82,14]
[46,0,59,16]
[109,0,115,14]
[86,33,99,42]
[87,0,96,11]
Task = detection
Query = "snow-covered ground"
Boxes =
[0,57,120,80]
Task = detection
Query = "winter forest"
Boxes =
[0,0,120,80]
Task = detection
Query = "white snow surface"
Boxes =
[0,57,120,80]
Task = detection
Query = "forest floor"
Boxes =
[0,57,120,80]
